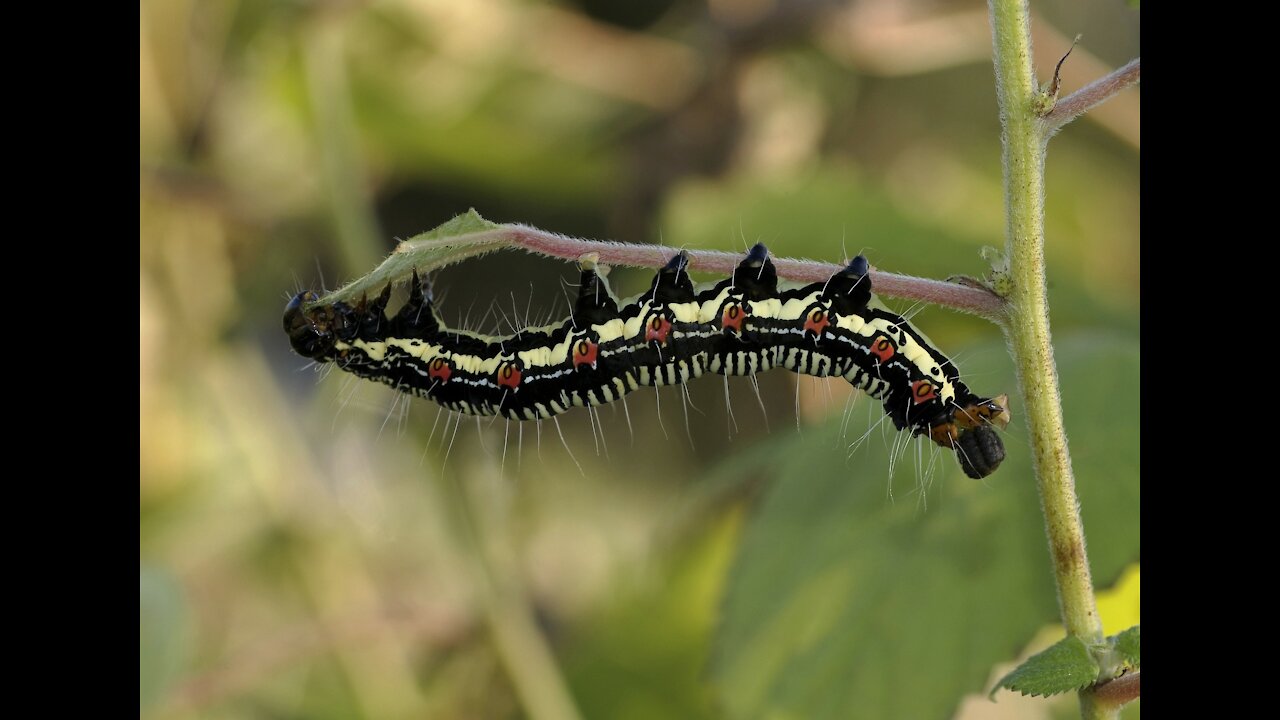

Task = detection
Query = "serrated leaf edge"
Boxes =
[989,635,1101,700]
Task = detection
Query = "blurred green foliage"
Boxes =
[141,0,1138,718]
[711,335,1138,719]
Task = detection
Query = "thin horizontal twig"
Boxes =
[314,221,1007,320]
[1093,671,1141,707]
[1042,58,1140,134]
[497,225,1006,320]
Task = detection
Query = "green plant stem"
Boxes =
[987,1,1108,718]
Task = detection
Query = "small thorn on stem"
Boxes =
[1049,35,1082,98]
[1036,34,1082,117]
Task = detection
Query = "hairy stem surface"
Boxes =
[987,1,1111,717]
[1043,59,1141,135]
[320,222,1007,320]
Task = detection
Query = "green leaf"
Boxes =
[709,334,1140,720]
[323,209,502,304]
[1112,625,1140,669]
[140,563,187,710]
[408,207,500,242]
[991,635,1100,698]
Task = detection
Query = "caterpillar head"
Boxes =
[283,291,336,360]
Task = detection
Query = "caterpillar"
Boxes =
[284,244,1008,478]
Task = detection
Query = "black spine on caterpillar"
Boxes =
[284,245,1008,478]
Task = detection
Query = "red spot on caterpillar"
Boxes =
[803,309,829,337]
[573,339,599,369]
[721,304,747,333]
[870,335,896,363]
[428,358,452,383]
[912,380,937,403]
[645,315,673,344]
[497,361,522,390]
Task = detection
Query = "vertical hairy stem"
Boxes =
[987,1,1109,718]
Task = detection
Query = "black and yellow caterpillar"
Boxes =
[285,244,1008,478]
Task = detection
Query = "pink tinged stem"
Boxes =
[496,225,1005,319]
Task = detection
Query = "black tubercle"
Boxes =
[955,425,1006,479]
[573,266,621,326]
[733,243,778,300]
[390,270,440,339]
[824,255,872,315]
[330,301,361,342]
[646,251,695,304]
[356,284,393,341]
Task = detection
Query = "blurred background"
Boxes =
[140,0,1139,718]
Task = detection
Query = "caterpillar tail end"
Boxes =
[929,396,1011,479]
[955,425,1005,479]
